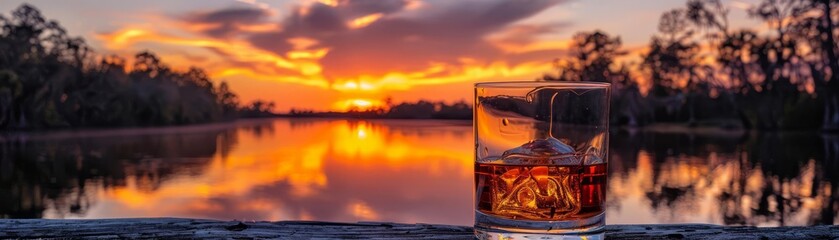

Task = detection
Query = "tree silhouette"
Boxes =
[0,4,274,130]
[541,31,651,126]
[792,0,839,130]
[546,31,626,83]
[3,2,838,130]
[543,0,838,130]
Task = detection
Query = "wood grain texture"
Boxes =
[1,218,837,239]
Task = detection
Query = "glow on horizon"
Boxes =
[333,99,384,112]
[96,21,556,111]
[73,0,574,112]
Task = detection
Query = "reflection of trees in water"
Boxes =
[238,121,276,140]
[2,119,833,226]
[610,131,837,226]
[0,127,241,218]
[819,134,839,225]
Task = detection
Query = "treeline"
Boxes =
[288,100,472,120]
[0,5,273,130]
[545,0,839,130]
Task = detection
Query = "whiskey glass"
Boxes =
[474,81,610,239]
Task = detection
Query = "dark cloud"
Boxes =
[341,0,408,17]
[183,0,569,77]
[295,4,348,33]
[183,8,271,38]
[493,23,570,45]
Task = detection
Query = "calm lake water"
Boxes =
[1,118,836,226]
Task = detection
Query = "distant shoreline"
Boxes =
[1,116,832,143]
[0,117,474,142]
[274,113,471,121]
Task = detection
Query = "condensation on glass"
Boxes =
[474,81,610,239]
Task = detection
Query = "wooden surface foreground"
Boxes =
[1,218,837,239]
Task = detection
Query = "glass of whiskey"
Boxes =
[474,81,610,239]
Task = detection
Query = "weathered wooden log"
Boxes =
[1,218,837,239]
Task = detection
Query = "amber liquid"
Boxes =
[475,163,606,221]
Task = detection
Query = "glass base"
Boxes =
[474,229,604,240]
[474,211,605,240]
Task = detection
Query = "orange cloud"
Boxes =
[98,25,555,92]
[95,0,570,111]
[317,0,340,7]
[348,201,380,220]
[287,37,320,50]
[287,48,330,60]
[97,27,330,89]
[348,13,383,29]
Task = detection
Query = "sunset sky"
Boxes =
[0,0,764,112]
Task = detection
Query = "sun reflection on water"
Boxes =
[89,119,474,224]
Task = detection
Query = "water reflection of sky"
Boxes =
[1,119,836,226]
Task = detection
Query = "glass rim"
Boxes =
[474,81,610,88]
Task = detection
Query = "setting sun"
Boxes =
[334,99,384,112]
